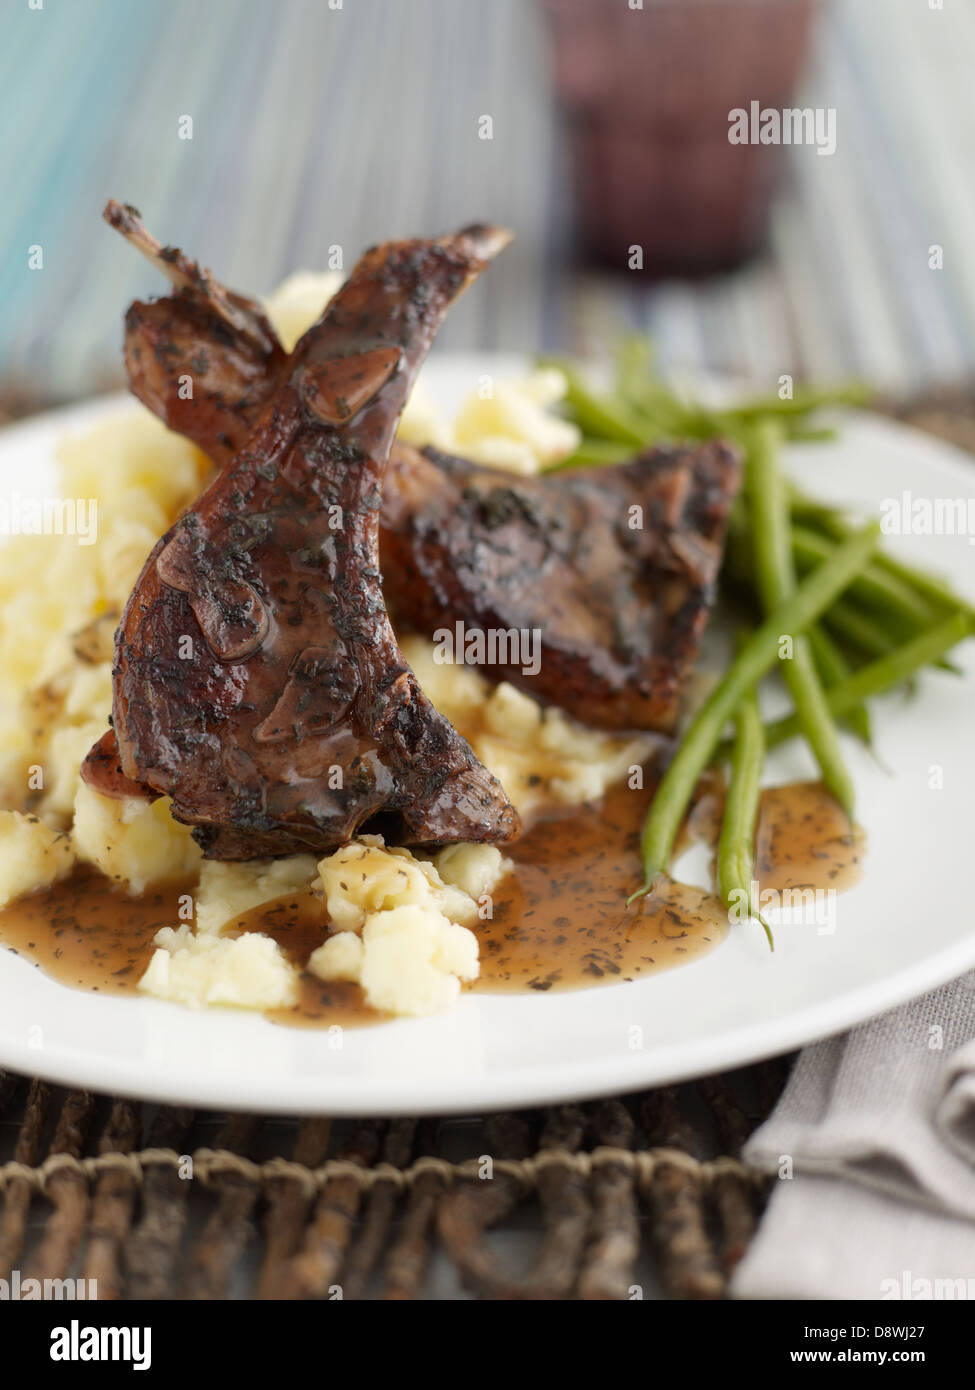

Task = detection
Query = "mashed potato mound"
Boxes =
[451,367,580,473]
[311,904,479,1017]
[0,811,74,907]
[142,837,506,1017]
[138,857,320,1012]
[319,835,506,932]
[311,836,507,1015]
[0,413,207,712]
[72,783,202,894]
[0,267,627,1021]
[265,274,580,472]
[194,856,319,935]
[139,925,298,1010]
[263,270,344,353]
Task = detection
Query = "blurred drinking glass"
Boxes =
[543,0,819,275]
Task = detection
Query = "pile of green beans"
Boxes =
[541,339,872,466]
[544,339,974,933]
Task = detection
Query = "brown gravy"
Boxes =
[755,781,864,894]
[475,782,727,992]
[0,864,181,995]
[0,777,865,1025]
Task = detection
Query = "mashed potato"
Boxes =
[312,904,479,1017]
[193,856,320,935]
[402,637,651,818]
[0,410,209,836]
[309,836,502,1015]
[139,926,299,1011]
[0,269,636,1019]
[0,811,74,907]
[264,267,581,472]
[73,783,202,895]
[318,835,505,931]
[138,836,508,1015]
[263,270,344,353]
[451,367,580,473]
[139,857,321,1012]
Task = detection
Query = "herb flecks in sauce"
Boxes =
[0,779,865,1026]
[476,782,727,992]
[0,865,182,994]
[754,781,864,894]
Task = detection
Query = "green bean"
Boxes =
[873,552,975,625]
[545,349,867,479]
[747,423,855,816]
[816,627,876,675]
[820,594,960,674]
[731,498,951,660]
[538,360,649,447]
[792,525,938,628]
[760,615,970,749]
[611,338,726,436]
[628,394,702,438]
[717,683,773,950]
[806,623,872,745]
[790,491,868,537]
[614,335,656,405]
[820,598,899,659]
[547,437,635,471]
[782,426,840,444]
[629,521,880,900]
[727,506,960,680]
[726,382,872,419]
[789,524,960,672]
[790,488,975,625]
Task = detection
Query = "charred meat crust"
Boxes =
[88,219,520,858]
[381,441,741,732]
[84,204,741,876]
[101,213,740,736]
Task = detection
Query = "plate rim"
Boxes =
[2,927,975,1116]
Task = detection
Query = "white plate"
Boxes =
[0,359,974,1115]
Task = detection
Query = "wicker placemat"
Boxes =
[0,1064,788,1300]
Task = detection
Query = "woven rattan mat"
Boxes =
[1,382,972,1300]
[0,1066,787,1300]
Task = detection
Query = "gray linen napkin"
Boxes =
[731,973,975,1300]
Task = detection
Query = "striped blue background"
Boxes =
[2,0,974,400]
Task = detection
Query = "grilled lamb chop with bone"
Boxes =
[93,204,740,739]
[86,211,521,857]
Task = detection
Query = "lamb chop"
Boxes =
[86,218,521,857]
[95,204,740,734]
[380,440,739,731]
